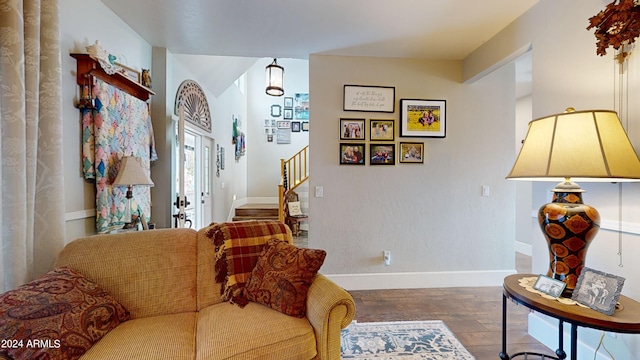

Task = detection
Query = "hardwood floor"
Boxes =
[345,253,555,360]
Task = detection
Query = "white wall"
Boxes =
[469,1,640,358]
[309,55,517,289]
[246,58,310,198]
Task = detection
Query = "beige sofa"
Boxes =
[5,224,355,359]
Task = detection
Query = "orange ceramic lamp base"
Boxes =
[538,186,600,295]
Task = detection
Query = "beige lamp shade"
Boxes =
[507,109,640,182]
[113,156,154,186]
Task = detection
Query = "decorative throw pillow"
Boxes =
[245,239,326,317]
[0,267,130,360]
[206,220,292,306]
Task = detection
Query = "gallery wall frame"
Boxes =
[340,118,365,140]
[340,143,365,165]
[369,119,394,141]
[370,144,395,165]
[399,99,446,138]
[343,85,395,113]
[399,142,424,163]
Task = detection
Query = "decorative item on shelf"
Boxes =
[112,156,155,229]
[506,108,640,295]
[76,78,94,109]
[141,69,152,88]
[587,0,640,63]
[265,58,284,96]
[86,40,118,75]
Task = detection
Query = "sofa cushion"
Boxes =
[55,228,198,319]
[205,221,292,306]
[196,302,316,359]
[0,267,129,360]
[77,312,196,360]
[245,239,326,317]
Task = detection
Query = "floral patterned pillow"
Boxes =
[244,239,326,317]
[0,267,130,360]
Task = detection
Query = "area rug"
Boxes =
[341,320,475,359]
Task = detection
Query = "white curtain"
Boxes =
[0,0,65,292]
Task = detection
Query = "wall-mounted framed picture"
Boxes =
[115,62,141,83]
[370,144,395,165]
[294,93,309,119]
[277,120,290,129]
[302,121,309,131]
[399,99,446,138]
[572,267,625,315]
[399,142,424,163]
[343,85,395,112]
[283,108,293,119]
[284,97,293,109]
[340,118,365,140]
[370,119,394,141]
[291,121,301,132]
[340,143,365,165]
[533,275,566,298]
[271,104,282,117]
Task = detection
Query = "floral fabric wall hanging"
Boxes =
[82,79,157,233]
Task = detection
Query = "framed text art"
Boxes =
[399,99,446,138]
[370,144,395,165]
[370,119,394,141]
[340,118,365,140]
[399,142,424,163]
[340,143,365,165]
[343,85,395,113]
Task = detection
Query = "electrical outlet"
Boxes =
[383,251,391,266]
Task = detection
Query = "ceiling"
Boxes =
[100,0,537,96]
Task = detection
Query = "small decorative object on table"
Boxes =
[572,267,625,315]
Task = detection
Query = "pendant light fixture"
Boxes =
[265,58,284,96]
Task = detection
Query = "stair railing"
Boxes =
[278,145,309,222]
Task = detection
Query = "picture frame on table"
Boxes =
[399,99,446,138]
[340,118,365,140]
[370,144,395,165]
[399,142,424,163]
[340,143,365,165]
[572,267,625,315]
[370,119,394,141]
[343,85,395,113]
[533,275,566,298]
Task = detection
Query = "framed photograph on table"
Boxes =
[370,119,394,141]
[340,143,365,165]
[400,99,446,138]
[370,144,395,165]
[399,142,424,163]
[533,275,566,298]
[343,85,395,112]
[340,118,365,140]
[572,267,625,315]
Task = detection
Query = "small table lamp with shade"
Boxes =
[506,108,640,295]
[112,156,154,229]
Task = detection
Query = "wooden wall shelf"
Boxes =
[71,53,155,102]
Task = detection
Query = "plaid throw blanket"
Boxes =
[205,220,292,306]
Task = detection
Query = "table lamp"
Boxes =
[113,156,154,229]
[506,108,640,295]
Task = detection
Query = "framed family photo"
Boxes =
[399,142,424,163]
[370,119,394,141]
[340,143,365,165]
[572,267,625,315]
[340,118,365,140]
[400,99,446,138]
[370,144,395,165]
[533,275,566,298]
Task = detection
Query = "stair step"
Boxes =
[234,203,279,222]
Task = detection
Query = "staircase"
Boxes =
[232,203,279,221]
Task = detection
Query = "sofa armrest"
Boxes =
[305,274,356,360]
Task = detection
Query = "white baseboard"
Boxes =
[515,241,532,256]
[326,270,516,291]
